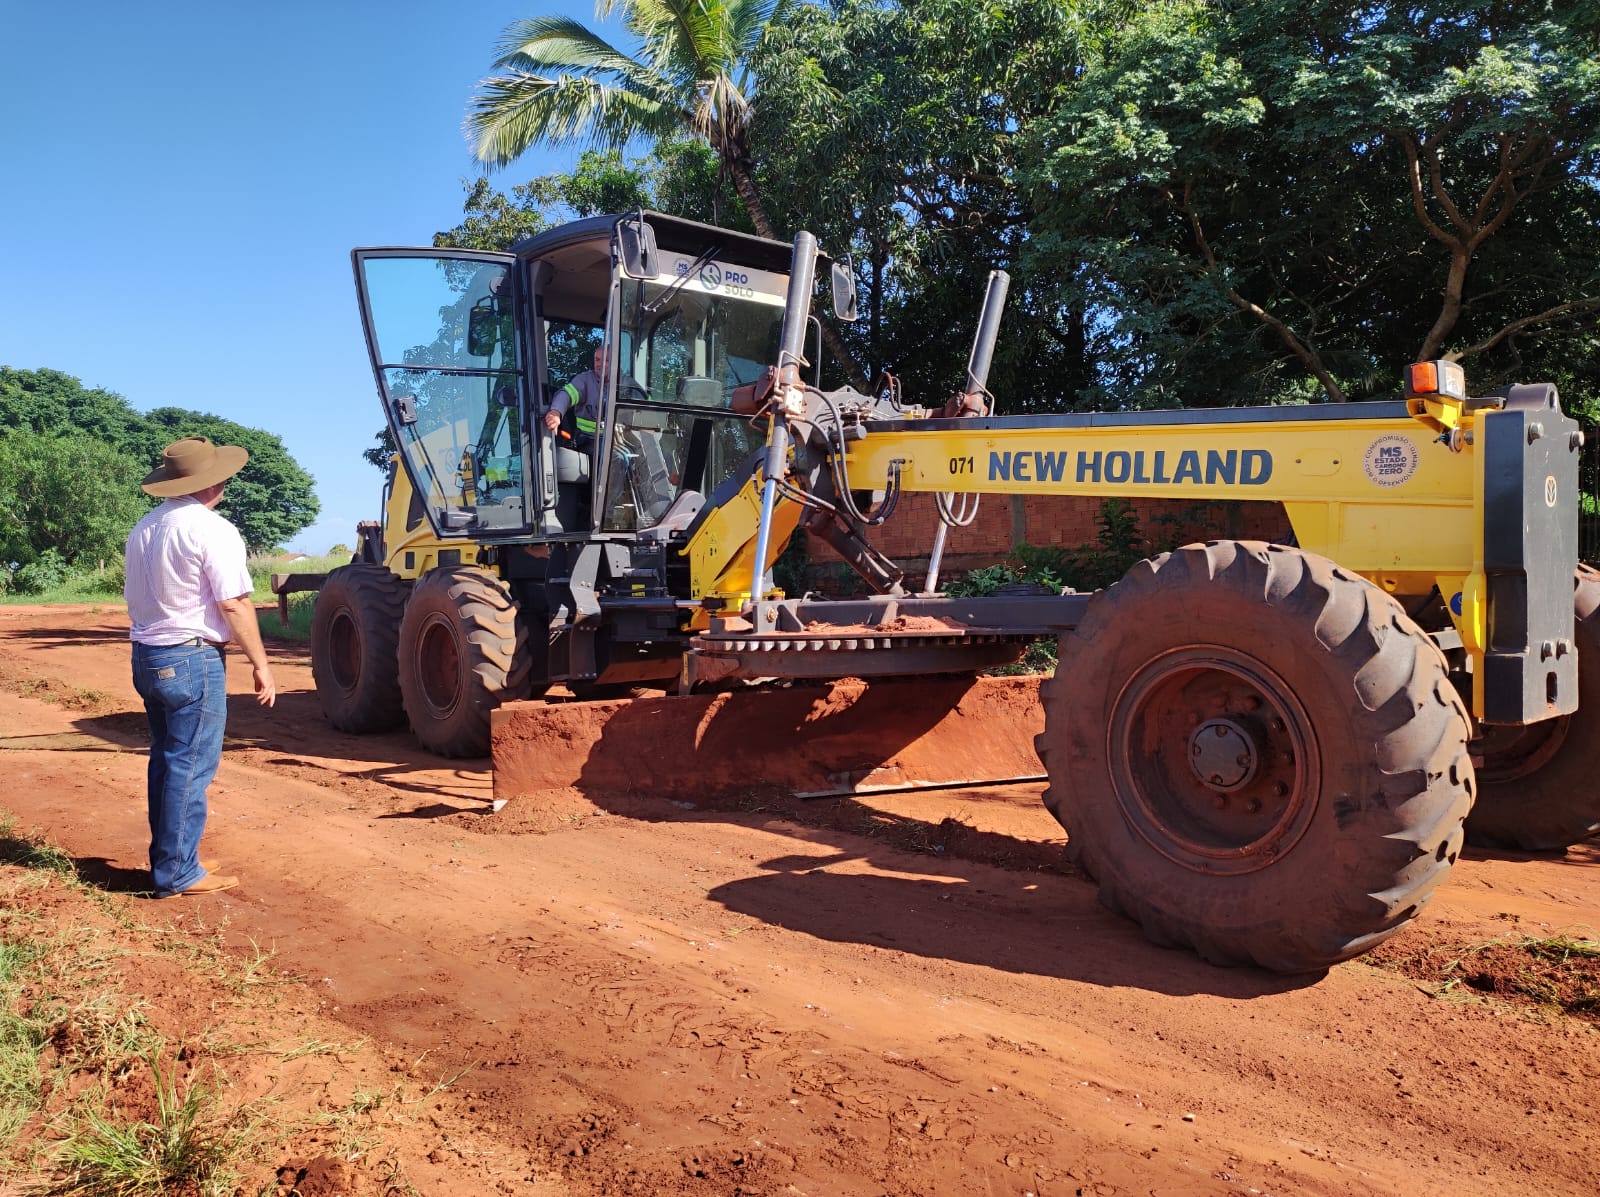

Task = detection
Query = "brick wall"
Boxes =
[801,493,1287,591]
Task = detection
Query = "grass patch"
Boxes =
[52,1055,257,1197]
[0,551,348,610]
[264,591,318,643]
[252,552,343,643]
[1367,931,1600,1022]
[0,812,517,1191]
[0,936,52,1143]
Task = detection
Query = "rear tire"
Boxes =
[1466,565,1600,851]
[310,565,408,733]
[398,566,532,757]
[1037,541,1474,972]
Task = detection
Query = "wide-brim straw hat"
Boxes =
[141,436,250,497]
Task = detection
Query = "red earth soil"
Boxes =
[2,603,1600,1196]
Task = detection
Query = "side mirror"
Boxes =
[830,256,859,323]
[618,215,660,280]
[467,298,500,357]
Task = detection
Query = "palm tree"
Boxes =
[467,0,868,387]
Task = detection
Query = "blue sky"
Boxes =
[0,1,607,553]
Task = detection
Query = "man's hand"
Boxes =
[543,409,561,430]
[217,594,278,708]
[251,663,277,707]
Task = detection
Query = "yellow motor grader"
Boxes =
[306,210,1591,972]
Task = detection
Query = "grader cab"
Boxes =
[309,210,1594,973]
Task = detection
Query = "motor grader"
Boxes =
[312,209,1594,973]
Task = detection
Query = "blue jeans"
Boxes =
[131,642,226,896]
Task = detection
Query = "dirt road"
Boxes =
[2,604,1598,1196]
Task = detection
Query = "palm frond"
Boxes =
[727,0,786,60]
[466,72,679,166]
[492,15,642,77]
[468,1,783,173]
[630,0,730,81]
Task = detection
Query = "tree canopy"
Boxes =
[0,367,320,559]
[460,0,1599,422]
[1022,0,1600,410]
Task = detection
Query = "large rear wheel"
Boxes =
[1466,565,1600,851]
[1037,541,1474,972]
[310,565,408,733]
[398,566,532,757]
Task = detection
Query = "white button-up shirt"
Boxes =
[124,498,254,646]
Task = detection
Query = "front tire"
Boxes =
[398,566,531,757]
[1466,565,1600,851]
[1038,541,1474,973]
[310,565,408,733]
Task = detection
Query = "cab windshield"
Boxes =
[599,265,788,531]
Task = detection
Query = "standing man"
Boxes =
[124,436,276,897]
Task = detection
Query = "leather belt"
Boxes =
[176,636,227,650]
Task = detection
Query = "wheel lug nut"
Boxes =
[1235,754,1251,767]
[1209,774,1224,786]
[1273,782,1289,797]
[1270,718,1286,732]
[1213,794,1228,809]
[1246,798,1262,814]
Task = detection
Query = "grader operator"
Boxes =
[308,210,1594,973]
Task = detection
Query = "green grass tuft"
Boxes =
[52,1054,253,1197]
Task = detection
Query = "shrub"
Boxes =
[12,550,68,596]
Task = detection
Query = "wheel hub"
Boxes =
[1188,718,1258,792]
[1108,647,1320,876]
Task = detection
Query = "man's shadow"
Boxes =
[0,832,152,895]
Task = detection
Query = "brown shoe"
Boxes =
[178,874,239,895]
[200,859,220,873]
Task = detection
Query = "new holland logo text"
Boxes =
[986,448,1273,486]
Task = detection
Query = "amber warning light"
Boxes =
[1405,360,1466,402]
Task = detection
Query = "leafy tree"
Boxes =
[432,176,551,252]
[0,428,147,569]
[141,409,319,552]
[750,0,1111,404]
[433,144,734,254]
[1021,0,1600,409]
[1,367,323,553]
[0,366,146,446]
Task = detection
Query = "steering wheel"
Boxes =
[616,378,651,401]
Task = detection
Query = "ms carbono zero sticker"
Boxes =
[1363,434,1419,487]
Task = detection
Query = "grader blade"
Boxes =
[490,675,1046,809]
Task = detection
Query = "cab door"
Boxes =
[351,249,531,539]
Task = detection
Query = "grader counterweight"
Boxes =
[315,211,1594,973]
